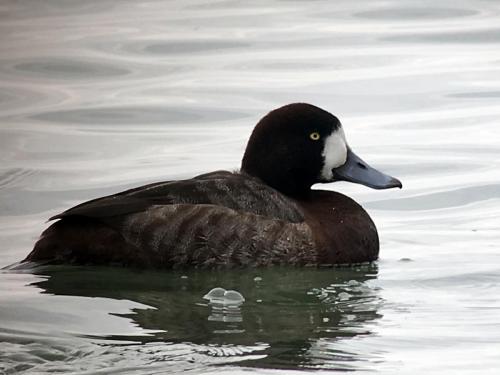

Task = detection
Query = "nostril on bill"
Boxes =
[357,162,367,170]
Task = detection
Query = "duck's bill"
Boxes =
[333,148,402,189]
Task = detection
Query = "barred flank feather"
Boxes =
[112,204,316,269]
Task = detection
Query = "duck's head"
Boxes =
[241,103,402,197]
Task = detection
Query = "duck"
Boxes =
[24,103,401,269]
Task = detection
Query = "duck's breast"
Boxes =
[296,190,379,264]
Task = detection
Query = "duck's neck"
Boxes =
[240,167,314,199]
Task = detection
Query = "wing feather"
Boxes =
[51,171,304,223]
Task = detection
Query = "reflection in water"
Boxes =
[24,264,381,370]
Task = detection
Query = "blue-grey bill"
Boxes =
[333,148,402,189]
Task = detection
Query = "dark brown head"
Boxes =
[241,103,402,198]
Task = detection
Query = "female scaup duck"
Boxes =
[25,103,401,269]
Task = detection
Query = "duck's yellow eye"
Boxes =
[309,132,320,141]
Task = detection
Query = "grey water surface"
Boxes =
[1,0,500,374]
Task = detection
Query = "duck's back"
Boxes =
[26,171,317,268]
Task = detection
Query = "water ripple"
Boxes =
[449,91,500,99]
[354,7,478,20]
[31,105,249,126]
[11,58,130,80]
[0,85,69,116]
[144,40,250,55]
[95,39,251,59]
[386,28,500,44]
[0,168,36,189]
[366,184,500,211]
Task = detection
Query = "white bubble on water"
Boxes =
[203,287,245,306]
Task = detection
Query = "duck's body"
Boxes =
[26,171,378,268]
[25,103,400,269]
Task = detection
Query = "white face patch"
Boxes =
[320,127,348,181]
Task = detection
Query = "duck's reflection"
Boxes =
[30,264,382,370]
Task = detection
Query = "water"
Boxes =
[1,0,500,373]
